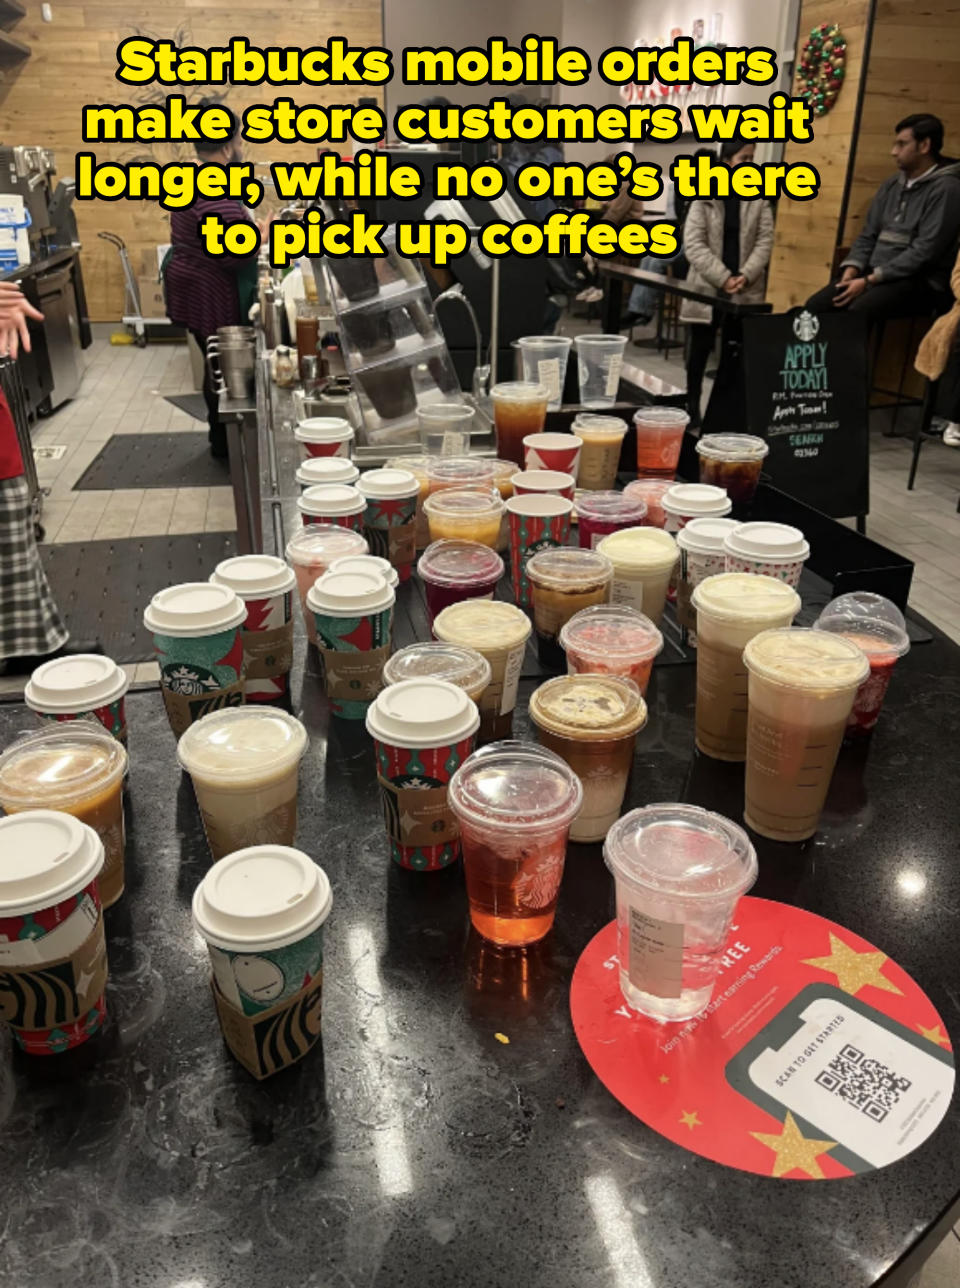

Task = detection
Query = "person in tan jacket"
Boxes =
[681,137,775,426]
[915,247,960,445]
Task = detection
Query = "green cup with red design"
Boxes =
[505,493,573,608]
[144,582,247,738]
[25,654,130,744]
[357,467,420,582]
[366,678,480,870]
[306,570,395,720]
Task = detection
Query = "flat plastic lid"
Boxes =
[0,811,105,915]
[366,678,480,748]
[417,539,504,588]
[491,381,549,402]
[576,490,648,523]
[696,432,769,461]
[144,582,246,637]
[597,526,678,571]
[517,335,572,349]
[522,433,584,450]
[526,547,614,590]
[559,604,664,660]
[298,484,366,516]
[692,572,801,623]
[818,592,907,632]
[385,455,436,480]
[490,459,521,481]
[383,643,492,696]
[306,569,395,616]
[448,741,583,831]
[572,414,628,438]
[177,707,307,783]
[814,615,910,659]
[724,521,810,562]
[25,653,128,715]
[605,804,756,901]
[210,555,296,599]
[0,724,127,809]
[193,845,333,953]
[662,483,731,517]
[624,479,674,501]
[676,517,741,555]
[744,627,870,690]
[504,493,573,518]
[328,554,399,588]
[574,333,626,347]
[428,458,496,485]
[285,525,368,568]
[424,487,503,518]
[357,468,419,500]
[530,675,647,739]
[633,407,690,426]
[296,458,359,486]
[294,417,354,442]
[433,599,531,650]
[513,470,575,492]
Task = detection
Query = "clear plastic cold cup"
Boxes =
[571,413,629,491]
[417,539,504,628]
[623,478,674,528]
[427,457,496,494]
[423,486,505,549]
[383,642,492,706]
[285,524,369,644]
[596,527,679,626]
[526,547,613,672]
[575,334,627,408]
[633,407,689,479]
[576,490,648,549]
[433,599,531,741]
[418,402,475,456]
[559,604,663,695]
[492,382,549,465]
[813,595,910,738]
[696,433,769,506]
[517,335,572,410]
[604,803,757,1021]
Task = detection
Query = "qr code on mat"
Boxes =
[814,1043,911,1122]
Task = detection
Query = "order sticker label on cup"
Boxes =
[629,907,684,998]
[501,642,526,714]
[604,355,624,399]
[538,358,561,403]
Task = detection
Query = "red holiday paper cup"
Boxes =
[505,493,573,608]
[523,432,583,480]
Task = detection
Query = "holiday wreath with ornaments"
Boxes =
[796,23,847,117]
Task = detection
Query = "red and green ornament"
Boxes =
[796,22,847,117]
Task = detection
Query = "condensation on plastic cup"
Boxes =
[813,595,910,738]
[559,603,664,695]
[574,334,627,408]
[632,407,690,479]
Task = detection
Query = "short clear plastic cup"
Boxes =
[423,486,504,549]
[623,478,674,528]
[418,403,476,455]
[633,407,690,479]
[813,596,910,738]
[285,524,369,644]
[605,804,757,1021]
[417,539,504,628]
[571,413,629,490]
[559,604,663,695]
[696,433,769,506]
[596,527,679,626]
[427,457,497,495]
[526,547,613,671]
[517,335,573,410]
[574,334,627,408]
[576,490,648,549]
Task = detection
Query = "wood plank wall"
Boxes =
[0,1,383,321]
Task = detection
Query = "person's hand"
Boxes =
[838,266,859,284]
[0,282,44,359]
[722,275,746,294]
[833,276,868,308]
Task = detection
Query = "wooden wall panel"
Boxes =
[0,1,383,320]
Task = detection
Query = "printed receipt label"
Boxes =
[629,907,684,998]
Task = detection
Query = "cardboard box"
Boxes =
[136,276,166,318]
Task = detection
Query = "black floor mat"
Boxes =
[75,434,227,490]
[164,393,208,422]
[39,532,238,663]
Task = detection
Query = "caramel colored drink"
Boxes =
[433,599,531,741]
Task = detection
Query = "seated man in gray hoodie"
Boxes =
[806,114,960,324]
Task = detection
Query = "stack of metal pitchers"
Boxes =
[206,327,256,401]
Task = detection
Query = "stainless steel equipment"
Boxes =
[33,262,81,408]
[0,147,57,259]
[207,328,256,401]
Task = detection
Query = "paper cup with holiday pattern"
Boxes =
[294,417,354,459]
[522,432,583,480]
[25,654,129,744]
[0,812,108,1055]
[297,483,366,532]
[675,517,742,636]
[366,679,480,870]
[295,457,360,491]
[505,493,573,608]
[307,570,396,720]
[723,522,810,588]
[210,555,297,705]
[357,468,420,582]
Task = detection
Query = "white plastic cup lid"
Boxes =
[25,654,128,715]
[177,707,308,784]
[329,554,399,588]
[663,483,732,518]
[298,484,366,517]
[296,458,360,487]
[294,417,354,443]
[210,555,297,600]
[0,811,104,915]
[676,517,742,556]
[285,525,368,568]
[724,521,810,563]
[366,678,480,748]
[144,582,246,637]
[357,468,420,500]
[307,570,395,617]
[192,845,333,952]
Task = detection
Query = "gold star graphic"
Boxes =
[918,1023,950,1048]
[802,933,903,998]
[658,1074,670,1084]
[751,1111,837,1180]
[679,1110,702,1130]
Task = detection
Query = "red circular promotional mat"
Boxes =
[570,897,955,1179]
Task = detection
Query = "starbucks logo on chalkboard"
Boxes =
[793,310,820,342]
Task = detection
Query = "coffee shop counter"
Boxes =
[0,546,959,1288]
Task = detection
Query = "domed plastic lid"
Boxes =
[571,414,628,438]
[366,678,480,748]
[525,547,613,590]
[743,627,870,690]
[624,479,674,504]
[385,455,435,481]
[632,407,690,426]
[424,487,504,518]
[724,521,810,562]
[193,845,332,952]
[144,582,246,637]
[357,468,419,500]
[448,740,583,831]
[25,653,128,715]
[559,604,663,661]
[604,803,756,900]
[0,723,127,809]
[383,643,492,696]
[433,599,531,650]
[490,459,521,481]
[306,570,395,617]
[328,554,399,588]
[676,517,741,555]
[177,707,307,783]
[428,458,496,488]
[817,592,906,631]
[663,483,731,517]
[692,572,800,623]
[298,484,366,517]
[418,539,504,588]
[285,524,368,568]
[597,527,678,571]
[0,812,104,915]
[814,593,910,659]
[696,433,769,461]
[210,554,296,599]
[530,674,647,739]
[576,490,648,523]
[296,457,360,487]
[294,417,354,443]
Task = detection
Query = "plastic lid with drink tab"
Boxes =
[383,642,492,699]
[295,457,360,488]
[25,653,128,715]
[417,539,504,588]
[294,416,354,444]
[328,554,399,588]
[813,593,910,659]
[306,569,395,617]
[571,413,629,439]
[525,547,614,590]
[144,581,246,637]
[284,524,368,568]
[597,526,678,571]
[559,604,664,662]
[423,487,504,521]
[491,381,549,403]
[193,845,333,952]
[297,484,366,518]
[433,599,532,650]
[356,467,419,499]
[723,521,810,563]
[210,554,297,599]
[0,811,105,915]
[695,433,769,462]
[366,677,481,748]
[530,674,647,740]
[604,803,757,900]
[576,490,648,525]
[632,407,690,427]
[662,483,732,519]
[448,740,583,832]
[0,723,127,810]
[743,627,871,691]
[177,707,308,784]
[676,517,741,555]
[692,572,801,623]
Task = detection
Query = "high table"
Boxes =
[0,415,958,1288]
